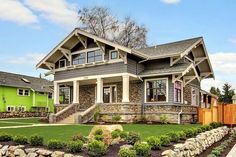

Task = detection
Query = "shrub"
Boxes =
[127,132,141,145]
[111,130,120,139]
[184,129,194,138]
[134,143,151,156]
[94,129,103,135]
[47,140,65,149]
[209,122,222,128]
[94,135,104,141]
[87,140,107,157]
[118,148,136,157]
[201,125,212,131]
[94,111,100,122]
[112,115,121,123]
[66,140,83,153]
[166,132,180,143]
[159,135,171,146]
[195,127,203,133]
[191,128,199,136]
[29,135,44,146]
[146,136,161,150]
[72,133,87,142]
[13,135,28,145]
[160,115,168,124]
[0,133,13,142]
[120,131,128,140]
[177,131,186,140]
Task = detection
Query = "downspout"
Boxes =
[178,109,183,124]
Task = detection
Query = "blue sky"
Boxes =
[0,0,236,91]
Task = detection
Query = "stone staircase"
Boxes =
[49,103,99,124]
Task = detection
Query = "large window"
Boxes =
[145,79,167,102]
[59,59,66,68]
[72,53,85,65]
[17,89,30,96]
[87,50,103,63]
[174,81,182,103]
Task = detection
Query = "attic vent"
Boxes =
[21,78,30,83]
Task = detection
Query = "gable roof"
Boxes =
[138,37,202,59]
[0,71,52,92]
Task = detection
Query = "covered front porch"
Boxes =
[53,73,141,112]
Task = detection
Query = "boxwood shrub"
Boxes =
[13,135,28,145]
[47,139,66,149]
[118,148,136,157]
[66,140,83,153]
[87,140,107,157]
[72,133,87,143]
[29,135,44,146]
[159,135,171,146]
[184,129,195,138]
[133,143,151,157]
[120,131,128,140]
[94,129,103,135]
[177,131,186,140]
[0,133,13,142]
[127,132,141,145]
[146,136,161,150]
[166,132,180,142]
[94,135,104,141]
[111,130,120,139]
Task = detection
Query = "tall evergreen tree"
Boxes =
[221,83,235,103]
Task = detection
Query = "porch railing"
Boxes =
[77,103,99,124]
[49,103,78,123]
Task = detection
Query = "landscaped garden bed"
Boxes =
[0,122,229,157]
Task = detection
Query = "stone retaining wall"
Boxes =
[0,112,48,118]
[162,126,229,157]
[0,145,81,157]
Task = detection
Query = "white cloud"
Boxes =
[4,53,45,65]
[160,0,181,4]
[0,0,38,25]
[24,0,78,28]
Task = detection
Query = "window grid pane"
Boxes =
[146,79,167,102]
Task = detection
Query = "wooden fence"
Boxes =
[198,104,236,125]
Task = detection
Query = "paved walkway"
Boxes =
[227,144,236,157]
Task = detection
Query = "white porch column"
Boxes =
[73,80,79,104]
[96,77,103,103]
[53,82,60,104]
[122,74,130,103]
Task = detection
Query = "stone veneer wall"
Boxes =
[183,84,192,105]
[79,84,96,110]
[54,104,68,113]
[0,112,48,118]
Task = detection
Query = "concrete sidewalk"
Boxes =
[227,144,236,157]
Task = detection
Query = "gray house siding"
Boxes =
[127,58,144,75]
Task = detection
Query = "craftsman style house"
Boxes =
[36,28,214,124]
[0,71,53,114]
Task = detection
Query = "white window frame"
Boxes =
[144,78,169,103]
[17,88,30,96]
[6,106,15,112]
[174,80,183,103]
[95,84,118,103]
[109,50,119,60]
[18,106,26,112]
[59,59,66,68]
[72,52,86,65]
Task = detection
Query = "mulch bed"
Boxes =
[197,133,236,157]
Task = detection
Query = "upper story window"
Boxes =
[110,50,119,60]
[59,59,66,68]
[72,53,85,65]
[87,50,103,63]
[18,89,30,96]
[145,78,167,103]
[174,81,182,103]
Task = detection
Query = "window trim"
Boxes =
[87,49,104,63]
[59,59,66,68]
[17,88,30,96]
[72,52,86,65]
[109,50,119,60]
[18,106,26,112]
[144,78,169,103]
[174,80,183,104]
[6,106,15,112]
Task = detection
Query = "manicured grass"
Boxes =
[122,124,201,139]
[0,122,32,127]
[0,118,43,124]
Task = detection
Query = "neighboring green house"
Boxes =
[0,71,54,113]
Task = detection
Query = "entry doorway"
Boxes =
[103,85,117,103]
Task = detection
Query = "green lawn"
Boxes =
[0,118,200,143]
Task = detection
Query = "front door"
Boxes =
[103,85,117,103]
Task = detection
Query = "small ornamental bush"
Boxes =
[177,131,186,140]
[191,128,199,136]
[66,140,83,153]
[111,130,120,139]
[146,136,161,150]
[13,135,28,145]
[94,135,104,141]
[159,135,171,146]
[209,122,222,128]
[47,140,65,149]
[0,133,13,142]
[112,115,121,123]
[134,143,151,157]
[195,127,203,133]
[127,132,141,145]
[160,115,168,124]
[120,131,128,140]
[87,140,107,157]
[118,148,136,157]
[72,133,87,142]
[166,132,180,143]
[94,129,103,135]
[29,135,44,146]
[184,129,194,138]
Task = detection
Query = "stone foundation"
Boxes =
[54,104,69,113]
[0,112,48,118]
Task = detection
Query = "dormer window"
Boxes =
[87,50,103,63]
[110,50,119,60]
[72,53,85,65]
[59,59,66,68]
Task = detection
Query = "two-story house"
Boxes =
[0,71,54,115]
[36,28,214,124]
